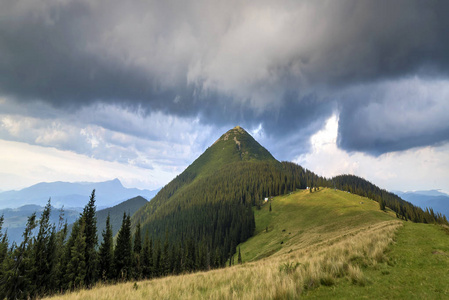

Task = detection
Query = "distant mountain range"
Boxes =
[0,204,81,245]
[1,195,149,245]
[0,178,159,209]
[393,190,449,219]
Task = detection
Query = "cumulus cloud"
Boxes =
[295,115,449,193]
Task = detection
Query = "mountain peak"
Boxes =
[184,126,277,180]
[214,126,247,144]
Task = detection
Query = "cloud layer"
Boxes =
[1,0,449,190]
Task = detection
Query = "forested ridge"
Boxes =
[133,126,327,271]
[332,174,448,225]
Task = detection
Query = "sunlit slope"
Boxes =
[307,221,449,299]
[239,188,396,262]
[47,188,407,299]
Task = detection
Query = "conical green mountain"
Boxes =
[132,126,326,268]
[185,126,278,176]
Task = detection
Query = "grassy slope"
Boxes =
[49,188,425,299]
[240,188,396,263]
[307,221,449,299]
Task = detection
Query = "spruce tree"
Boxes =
[81,189,98,287]
[51,205,68,292]
[133,222,142,279]
[379,198,386,211]
[99,214,114,281]
[30,199,55,297]
[0,214,8,266]
[161,238,170,276]
[114,213,132,280]
[47,225,61,294]
[66,219,87,290]
[1,213,36,299]
[141,231,153,278]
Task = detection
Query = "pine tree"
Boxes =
[0,214,8,266]
[30,199,55,297]
[1,213,37,299]
[161,238,170,276]
[141,231,153,279]
[379,198,386,211]
[269,203,272,212]
[81,189,98,287]
[66,219,87,290]
[99,214,114,281]
[0,214,8,299]
[114,213,132,280]
[51,206,68,292]
[133,222,142,279]
[61,217,83,290]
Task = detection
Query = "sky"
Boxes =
[0,0,448,193]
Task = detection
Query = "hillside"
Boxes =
[238,188,396,263]
[96,196,148,242]
[132,126,327,267]
[46,188,449,299]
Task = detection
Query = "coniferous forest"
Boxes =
[0,160,327,299]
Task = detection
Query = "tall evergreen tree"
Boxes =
[1,213,36,299]
[50,219,66,294]
[65,219,87,290]
[30,199,55,297]
[114,213,132,280]
[0,214,8,266]
[0,214,9,299]
[81,189,98,287]
[161,238,170,276]
[99,214,114,281]
[133,222,142,279]
[141,231,153,279]
[379,198,386,211]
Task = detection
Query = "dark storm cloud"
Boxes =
[1,0,449,157]
[337,78,449,155]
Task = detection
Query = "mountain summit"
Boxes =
[184,126,278,180]
[211,126,275,162]
[132,126,325,267]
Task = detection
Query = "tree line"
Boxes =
[332,174,449,225]
[0,190,235,299]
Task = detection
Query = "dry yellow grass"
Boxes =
[47,220,401,300]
